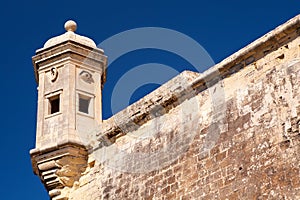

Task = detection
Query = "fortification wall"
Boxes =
[66,17,300,200]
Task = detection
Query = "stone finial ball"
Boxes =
[64,20,77,32]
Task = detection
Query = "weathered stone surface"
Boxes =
[70,15,300,199]
[31,15,300,199]
[31,144,88,199]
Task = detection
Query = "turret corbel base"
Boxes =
[30,142,88,200]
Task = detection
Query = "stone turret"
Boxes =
[30,20,107,199]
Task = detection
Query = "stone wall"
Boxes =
[65,17,300,199]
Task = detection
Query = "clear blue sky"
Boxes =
[0,1,299,199]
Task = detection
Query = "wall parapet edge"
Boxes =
[96,14,300,146]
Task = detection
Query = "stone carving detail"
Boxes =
[50,67,58,82]
[79,70,94,84]
[30,144,88,200]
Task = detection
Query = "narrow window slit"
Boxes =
[79,95,91,114]
[49,95,60,114]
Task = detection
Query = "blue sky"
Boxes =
[0,1,299,199]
